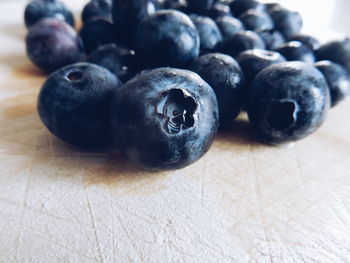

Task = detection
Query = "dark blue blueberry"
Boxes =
[190,53,245,124]
[221,30,265,58]
[26,18,83,73]
[229,0,266,17]
[289,34,320,51]
[315,38,350,75]
[205,3,232,19]
[257,29,285,50]
[88,44,138,83]
[38,62,122,149]
[136,10,200,68]
[190,15,222,52]
[315,61,350,107]
[82,0,112,23]
[215,16,244,43]
[187,0,216,14]
[248,61,330,144]
[24,0,75,28]
[239,10,274,32]
[112,0,158,45]
[269,7,303,38]
[274,41,315,64]
[265,2,281,12]
[79,18,117,54]
[237,49,286,103]
[110,67,219,170]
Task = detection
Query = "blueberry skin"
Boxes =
[316,39,350,75]
[265,2,281,12]
[26,18,83,73]
[110,68,219,170]
[315,61,350,107]
[229,0,266,17]
[215,16,244,43]
[187,0,216,14]
[82,0,112,23]
[190,53,245,124]
[205,3,232,19]
[112,0,158,45]
[257,29,285,50]
[136,10,200,68]
[88,44,137,83]
[24,0,75,28]
[239,10,274,32]
[79,18,117,54]
[248,61,330,144]
[269,7,303,38]
[289,34,320,51]
[221,30,265,58]
[163,0,189,13]
[38,63,122,149]
[190,15,222,52]
[237,49,286,102]
[274,41,315,64]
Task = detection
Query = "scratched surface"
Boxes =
[1,1,350,262]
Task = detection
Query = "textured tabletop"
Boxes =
[0,0,350,262]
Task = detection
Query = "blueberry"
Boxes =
[315,38,350,74]
[257,29,285,50]
[112,0,158,45]
[239,10,274,32]
[88,44,138,83]
[24,0,75,28]
[269,7,303,38]
[190,53,245,124]
[229,0,266,17]
[189,15,222,52]
[289,34,320,51]
[315,61,350,107]
[187,0,216,14]
[205,3,232,19]
[163,0,189,13]
[248,61,330,144]
[274,41,315,64]
[237,49,286,102]
[38,62,122,149]
[221,30,265,58]
[26,18,83,73]
[82,0,112,23]
[265,2,281,12]
[215,16,244,43]
[110,68,219,170]
[79,18,117,54]
[136,10,200,68]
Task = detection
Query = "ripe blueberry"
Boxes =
[24,0,75,28]
[82,0,112,23]
[229,0,266,17]
[190,15,222,53]
[136,10,200,68]
[269,7,303,38]
[88,43,137,83]
[190,53,245,125]
[248,61,330,144]
[79,18,117,54]
[26,18,83,73]
[38,63,122,149]
[215,16,244,43]
[110,68,219,170]
[221,30,266,58]
[274,41,315,64]
[289,34,320,51]
[239,9,274,32]
[315,61,350,107]
[257,29,285,50]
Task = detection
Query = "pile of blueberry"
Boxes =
[24,0,350,170]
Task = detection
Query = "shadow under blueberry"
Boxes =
[216,117,263,147]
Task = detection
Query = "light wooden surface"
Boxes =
[1,1,350,262]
